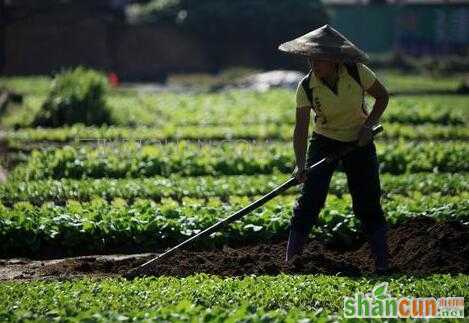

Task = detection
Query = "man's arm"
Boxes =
[293,106,310,181]
[364,79,389,127]
[357,79,389,146]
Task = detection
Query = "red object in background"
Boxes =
[108,72,120,87]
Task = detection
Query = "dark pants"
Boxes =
[288,132,388,266]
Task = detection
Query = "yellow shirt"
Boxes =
[295,63,377,142]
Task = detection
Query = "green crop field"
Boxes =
[1,274,467,321]
[0,70,468,322]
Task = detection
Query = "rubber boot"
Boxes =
[285,229,308,263]
[368,224,390,275]
[286,205,316,263]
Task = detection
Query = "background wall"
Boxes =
[328,4,469,55]
[2,1,468,80]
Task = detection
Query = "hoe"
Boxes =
[125,124,383,279]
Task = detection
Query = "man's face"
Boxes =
[309,58,337,78]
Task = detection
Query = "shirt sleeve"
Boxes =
[357,63,377,91]
[295,78,311,108]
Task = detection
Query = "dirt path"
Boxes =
[1,217,468,281]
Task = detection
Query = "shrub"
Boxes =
[33,67,112,127]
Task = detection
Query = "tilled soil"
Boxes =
[1,217,468,281]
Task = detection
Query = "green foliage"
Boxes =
[10,141,469,180]
[106,91,468,128]
[0,76,52,96]
[0,193,467,257]
[32,67,112,127]
[0,274,468,321]
[378,68,465,93]
[1,72,468,323]
[4,123,469,148]
[0,173,467,206]
[2,83,468,129]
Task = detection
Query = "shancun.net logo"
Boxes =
[343,282,464,318]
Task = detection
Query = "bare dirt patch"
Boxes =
[1,217,467,281]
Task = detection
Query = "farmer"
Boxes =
[278,24,391,274]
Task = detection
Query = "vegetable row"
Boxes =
[1,173,467,206]
[11,141,469,180]
[4,123,469,146]
[2,90,467,129]
[108,92,468,127]
[1,274,467,321]
[1,193,467,257]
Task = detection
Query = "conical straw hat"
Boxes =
[278,24,369,63]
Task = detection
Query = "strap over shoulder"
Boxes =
[301,70,313,104]
[343,62,362,88]
[344,62,367,116]
[301,63,363,104]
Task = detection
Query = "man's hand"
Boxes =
[293,165,307,183]
[357,125,373,147]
